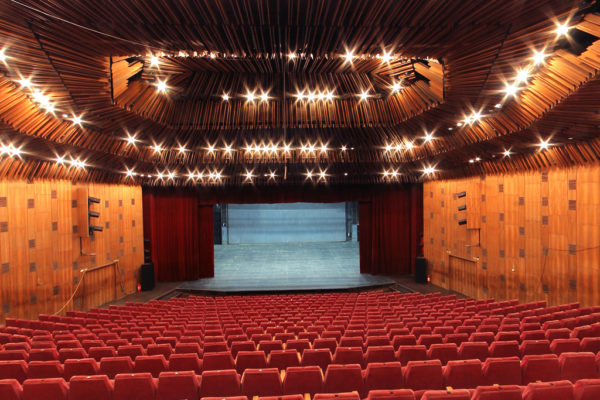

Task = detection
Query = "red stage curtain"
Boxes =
[359,187,422,275]
[143,191,214,281]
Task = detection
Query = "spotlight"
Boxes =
[18,77,32,89]
[391,81,402,93]
[343,49,355,64]
[391,170,398,178]
[126,169,135,177]
[260,91,269,102]
[208,145,215,153]
[295,90,305,101]
[320,144,328,152]
[326,91,334,101]
[307,91,316,102]
[167,172,175,179]
[288,52,297,60]
[308,144,316,152]
[306,170,313,179]
[495,103,502,108]
[341,146,347,151]
[383,170,389,177]
[503,149,511,157]
[246,145,253,152]
[380,50,392,64]
[222,93,230,101]
[554,22,570,37]
[152,144,162,153]
[423,166,435,174]
[317,91,325,101]
[359,90,370,101]
[424,132,434,143]
[405,141,414,150]
[471,111,482,122]
[319,170,327,180]
[55,155,65,164]
[385,144,392,152]
[178,145,186,153]
[149,55,159,67]
[539,138,551,150]
[245,90,256,102]
[269,171,276,179]
[225,145,232,154]
[156,79,167,93]
[503,83,519,97]
[515,68,530,83]
[0,49,6,62]
[394,144,402,151]
[71,114,83,126]
[215,172,222,179]
[532,49,547,65]
[245,171,253,180]
[125,134,137,145]
[283,144,291,152]
[157,172,164,179]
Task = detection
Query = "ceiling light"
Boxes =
[44,103,55,113]
[149,55,159,67]
[319,171,326,179]
[269,171,276,179]
[394,144,402,151]
[215,172,222,179]
[471,111,482,122]
[344,172,348,176]
[326,91,334,101]
[152,144,162,153]
[209,172,215,179]
[246,145,253,152]
[71,114,83,126]
[178,145,186,153]
[296,90,305,101]
[125,135,137,145]
[424,132,434,142]
[317,91,325,101]
[126,169,135,177]
[475,157,481,161]
[210,53,216,59]
[383,170,389,177]
[423,166,435,174]
[55,155,65,164]
[157,172,164,179]
[380,50,392,64]
[208,145,215,153]
[391,81,402,93]
[554,22,570,37]
[188,172,196,179]
[391,171,398,177]
[320,144,328,152]
[359,90,370,101]
[341,146,347,151]
[0,48,6,63]
[539,138,551,150]
[503,83,519,97]
[225,145,232,153]
[343,49,355,64]
[385,144,392,152]
[405,141,414,150]
[260,91,269,102]
[197,172,203,179]
[288,52,296,60]
[515,68,530,83]
[19,77,32,89]
[222,93,230,101]
[503,149,511,157]
[283,144,291,152]
[495,103,502,108]
[168,172,175,179]
[306,170,313,179]
[469,159,475,163]
[307,91,316,102]
[308,144,316,152]
[246,90,256,102]
[532,49,547,65]
[156,79,167,93]
[245,171,253,179]
[456,122,463,127]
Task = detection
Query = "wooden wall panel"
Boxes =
[424,164,600,306]
[0,180,144,323]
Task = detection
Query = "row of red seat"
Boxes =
[1,373,600,400]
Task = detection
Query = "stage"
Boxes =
[177,242,395,293]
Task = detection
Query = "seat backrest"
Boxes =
[443,359,482,389]
[573,379,600,400]
[283,366,323,396]
[69,375,113,400]
[241,368,283,397]
[550,339,581,355]
[300,348,332,371]
[520,340,551,357]
[489,341,519,358]
[236,351,268,373]
[472,385,523,400]
[203,351,236,371]
[366,389,415,400]
[0,378,23,400]
[323,364,365,395]
[0,361,28,383]
[88,346,117,362]
[230,341,256,358]
[133,355,168,377]
[427,343,458,365]
[99,356,134,379]
[420,389,471,399]
[458,342,489,361]
[27,360,64,379]
[157,370,200,400]
[365,346,396,364]
[22,378,68,400]
[404,360,443,391]
[559,352,599,383]
[364,361,403,393]
[521,354,561,384]
[396,345,427,365]
[200,369,241,397]
[482,356,521,385]
[332,347,364,366]
[113,372,157,400]
[522,380,574,400]
[29,348,59,362]
[63,358,99,381]
[168,353,202,374]
[268,349,300,370]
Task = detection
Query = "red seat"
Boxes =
[0,379,23,400]
[259,340,284,356]
[580,337,600,354]
[283,366,323,395]
[443,359,482,389]
[366,389,415,400]
[488,341,519,358]
[521,330,546,341]
[146,344,173,360]
[174,342,202,356]
[203,351,236,371]
[520,340,551,356]
[63,358,99,381]
[522,380,574,400]
[323,364,364,394]
[29,348,59,362]
[332,347,364,366]
[417,334,443,348]
[157,370,200,400]
[545,328,572,341]
[314,393,360,400]
[427,344,458,365]
[458,342,488,361]
[27,361,64,379]
[260,396,303,400]
[241,368,283,397]
[550,339,580,355]
[365,346,396,364]
[482,356,521,385]
[117,345,145,361]
[268,350,300,370]
[364,361,403,393]
[0,361,28,383]
[231,341,256,358]
[88,346,117,362]
[99,356,134,378]
[468,332,494,345]
[134,355,168,377]
[521,354,561,384]
[200,369,241,397]
[285,339,311,355]
[420,389,471,399]
[168,353,202,373]
[573,379,600,400]
[58,348,87,363]
[396,345,427,365]
[404,360,443,391]
[314,338,337,354]
[472,385,522,400]
[392,335,417,350]
[236,351,268,373]
[559,352,599,383]
[113,372,157,400]
[22,378,68,400]
[300,348,332,371]
[69,375,113,400]
[0,351,28,362]
[340,337,363,349]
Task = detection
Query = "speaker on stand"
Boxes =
[140,239,155,291]
[415,232,428,283]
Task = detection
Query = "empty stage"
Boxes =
[177,242,394,293]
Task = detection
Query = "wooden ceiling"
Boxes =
[0,0,599,186]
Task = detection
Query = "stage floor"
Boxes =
[177,242,395,293]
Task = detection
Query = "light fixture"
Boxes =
[295,90,305,101]
[168,172,175,179]
[539,138,551,150]
[156,79,167,93]
[359,90,370,101]
[469,159,475,163]
[385,144,392,152]
[457,122,463,127]
[424,132,434,143]
[188,172,196,179]
[215,172,222,179]
[495,103,502,108]
[245,90,256,102]
[178,145,186,153]
[503,82,519,97]
[126,169,135,177]
[532,49,547,65]
[394,144,402,151]
[246,145,253,152]
[125,134,137,145]
[326,91,334,101]
[260,91,269,102]
[307,91,316,102]
[245,171,253,180]
[343,49,355,64]
[269,171,276,179]
[208,145,215,153]
[55,155,65,164]
[152,144,162,153]
[306,170,313,179]
[222,93,230,101]
[515,68,529,83]
[503,149,511,157]
[391,170,398,178]
[149,55,159,67]
[344,172,348,176]
[319,170,326,180]
[283,144,291,152]
[423,166,435,174]
[320,144,328,152]
[383,170,389,177]
[554,22,570,37]
[475,157,481,161]
[210,53,216,59]
[471,110,482,122]
[7,145,22,157]
[391,81,402,93]
[317,91,325,101]
[288,52,297,60]
[380,50,392,64]
[157,172,164,179]
[0,48,6,63]
[225,145,232,154]
[308,144,316,152]
[71,114,83,126]
[18,77,32,89]
[341,146,347,151]
[405,141,414,150]
[197,172,203,179]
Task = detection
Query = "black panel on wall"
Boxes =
[213,204,222,245]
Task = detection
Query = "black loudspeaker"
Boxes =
[415,256,427,283]
[140,263,155,291]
